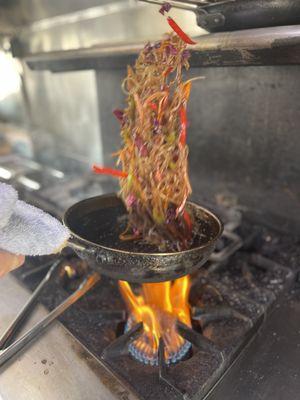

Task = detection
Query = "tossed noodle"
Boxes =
[115,33,194,251]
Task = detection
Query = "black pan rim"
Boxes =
[63,193,223,257]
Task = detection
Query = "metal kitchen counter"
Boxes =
[0,274,137,400]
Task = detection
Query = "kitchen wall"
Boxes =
[0,0,299,232]
[0,49,25,124]
[0,0,200,170]
[96,65,300,233]
[22,65,102,168]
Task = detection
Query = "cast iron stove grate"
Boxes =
[13,217,298,400]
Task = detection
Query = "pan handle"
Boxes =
[66,237,108,263]
[67,238,87,253]
[66,237,96,255]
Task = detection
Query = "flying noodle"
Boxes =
[114,33,194,251]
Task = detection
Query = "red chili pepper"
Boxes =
[149,102,158,111]
[167,17,196,45]
[179,106,187,145]
[112,109,124,123]
[92,164,128,178]
[183,210,192,230]
[163,66,173,77]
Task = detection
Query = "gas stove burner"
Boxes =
[125,316,191,366]
[128,338,191,366]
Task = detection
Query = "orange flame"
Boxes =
[119,276,191,362]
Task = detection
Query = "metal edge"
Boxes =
[23,25,300,71]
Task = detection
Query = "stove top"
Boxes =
[3,155,300,400]
[12,216,299,400]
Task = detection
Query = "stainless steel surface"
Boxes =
[139,0,198,12]
[0,0,116,33]
[0,259,61,349]
[0,272,100,368]
[138,0,234,11]
[0,51,25,124]
[24,25,300,71]
[196,24,300,51]
[0,274,137,400]
[22,65,103,165]
[10,2,202,57]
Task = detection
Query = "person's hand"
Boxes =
[0,251,25,278]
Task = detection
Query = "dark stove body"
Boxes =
[10,191,299,400]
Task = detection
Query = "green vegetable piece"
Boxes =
[166,132,176,144]
[169,161,176,170]
[153,207,165,224]
[127,173,133,187]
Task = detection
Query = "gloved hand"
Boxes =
[0,183,70,278]
[0,250,25,278]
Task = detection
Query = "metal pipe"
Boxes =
[0,259,62,350]
[139,0,233,9]
[139,0,198,12]
[24,25,300,71]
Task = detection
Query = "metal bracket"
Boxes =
[196,8,225,30]
[209,230,243,266]
[101,322,143,359]
[157,321,225,398]
[158,339,188,399]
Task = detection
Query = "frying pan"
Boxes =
[64,193,223,283]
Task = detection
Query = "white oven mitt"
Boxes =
[0,183,70,256]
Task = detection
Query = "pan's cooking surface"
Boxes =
[65,194,221,254]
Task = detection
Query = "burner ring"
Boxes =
[125,317,191,366]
